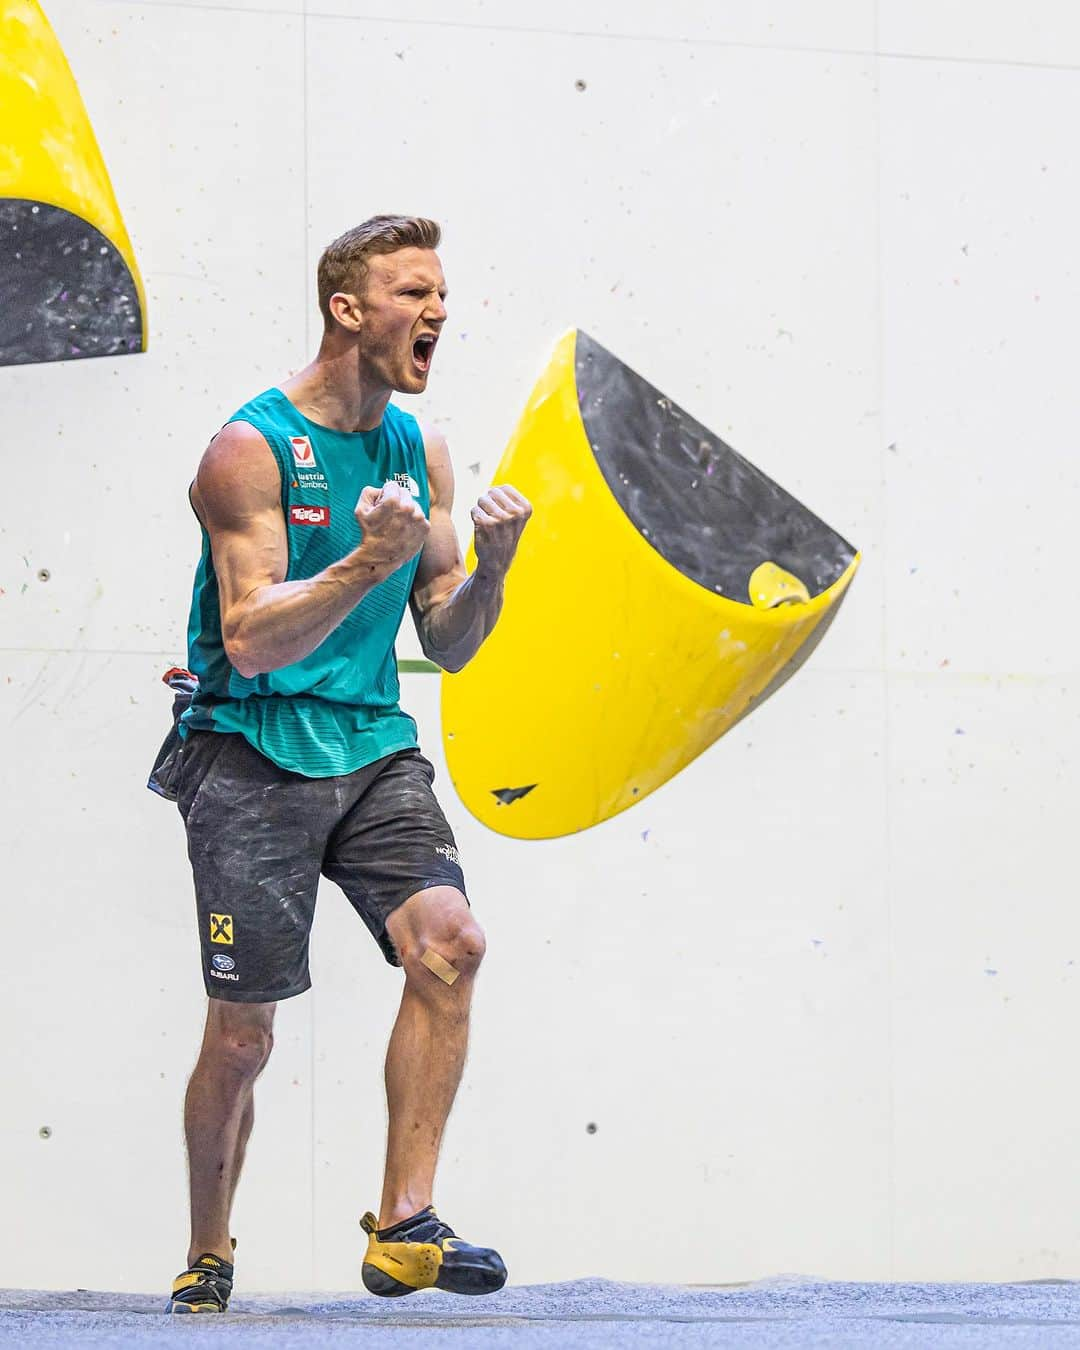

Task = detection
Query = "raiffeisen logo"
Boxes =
[290,505,330,527]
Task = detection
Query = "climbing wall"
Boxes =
[2,0,1079,1295]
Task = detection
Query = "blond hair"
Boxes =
[317,215,441,326]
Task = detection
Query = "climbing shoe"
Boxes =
[165,1248,234,1313]
[361,1206,507,1297]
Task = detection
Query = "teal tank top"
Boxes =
[179,387,430,777]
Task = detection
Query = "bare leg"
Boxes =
[379,887,486,1228]
[228,1092,256,1209]
[183,999,276,1265]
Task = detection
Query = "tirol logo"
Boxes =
[290,505,330,527]
[211,954,236,973]
[290,436,316,468]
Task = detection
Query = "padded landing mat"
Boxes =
[2,1278,1080,1347]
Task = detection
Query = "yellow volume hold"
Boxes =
[0,0,146,364]
[440,330,859,840]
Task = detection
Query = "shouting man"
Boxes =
[163,216,530,1311]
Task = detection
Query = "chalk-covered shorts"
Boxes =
[175,731,467,1002]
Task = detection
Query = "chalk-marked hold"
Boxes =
[441,330,858,839]
[491,785,537,806]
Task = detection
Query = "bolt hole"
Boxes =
[586,1122,598,1135]
[574,79,587,92]
[37,569,50,583]
[39,1126,52,1140]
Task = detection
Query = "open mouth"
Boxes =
[412,334,437,373]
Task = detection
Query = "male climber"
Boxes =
[162,216,531,1311]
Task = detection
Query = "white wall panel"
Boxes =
[304,669,890,1287]
[2,1,307,658]
[0,652,314,1290]
[880,57,1080,676]
[101,0,303,13]
[880,1,1080,68]
[888,674,1080,1280]
[307,0,874,52]
[305,17,881,671]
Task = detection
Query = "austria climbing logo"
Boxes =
[290,505,330,527]
[290,436,316,468]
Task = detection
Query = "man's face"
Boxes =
[352,247,447,394]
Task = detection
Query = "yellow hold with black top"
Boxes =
[440,330,859,840]
[0,0,145,364]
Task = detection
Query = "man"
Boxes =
[163,216,531,1312]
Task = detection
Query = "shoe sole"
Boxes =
[436,1261,508,1296]
[361,1263,418,1298]
[362,1256,507,1298]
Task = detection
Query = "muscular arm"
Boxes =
[193,422,423,679]
[409,427,530,674]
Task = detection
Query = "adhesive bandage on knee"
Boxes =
[420,948,460,986]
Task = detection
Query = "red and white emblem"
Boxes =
[290,505,330,527]
[290,436,316,468]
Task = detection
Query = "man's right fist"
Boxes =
[355,481,430,570]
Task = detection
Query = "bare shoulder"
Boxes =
[419,420,454,510]
[193,420,280,526]
[419,419,450,463]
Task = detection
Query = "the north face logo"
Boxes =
[387,473,421,497]
[290,505,330,527]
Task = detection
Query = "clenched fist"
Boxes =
[471,485,532,577]
[355,480,430,571]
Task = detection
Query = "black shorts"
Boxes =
[175,731,467,1003]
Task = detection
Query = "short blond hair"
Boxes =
[317,215,441,326]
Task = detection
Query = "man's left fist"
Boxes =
[471,485,532,576]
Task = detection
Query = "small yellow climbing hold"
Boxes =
[748,562,811,609]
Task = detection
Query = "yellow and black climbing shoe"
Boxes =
[165,1250,234,1313]
[361,1206,507,1297]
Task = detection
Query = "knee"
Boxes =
[207,1022,274,1082]
[403,917,487,988]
